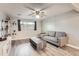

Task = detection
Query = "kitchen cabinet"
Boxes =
[0,37,11,56]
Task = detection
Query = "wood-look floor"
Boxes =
[9,39,79,56]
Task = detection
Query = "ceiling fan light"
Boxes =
[36,15,40,19]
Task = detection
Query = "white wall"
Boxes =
[42,10,79,47]
[42,17,55,32]
[10,17,41,40]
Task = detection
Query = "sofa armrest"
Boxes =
[58,37,68,47]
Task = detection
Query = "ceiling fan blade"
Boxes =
[28,13,33,16]
[40,4,53,11]
[28,12,35,16]
[24,5,35,11]
[41,14,47,17]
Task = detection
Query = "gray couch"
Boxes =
[39,31,68,47]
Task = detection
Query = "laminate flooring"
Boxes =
[9,39,79,56]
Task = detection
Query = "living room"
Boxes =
[0,3,79,56]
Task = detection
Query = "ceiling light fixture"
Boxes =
[36,15,40,19]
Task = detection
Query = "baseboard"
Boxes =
[66,44,79,50]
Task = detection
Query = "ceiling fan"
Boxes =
[24,4,52,19]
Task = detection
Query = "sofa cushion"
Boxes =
[47,31,56,37]
[56,32,66,37]
[43,36,58,43]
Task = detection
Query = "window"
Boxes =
[18,19,37,32]
[20,21,35,30]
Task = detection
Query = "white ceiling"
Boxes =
[0,3,78,20]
